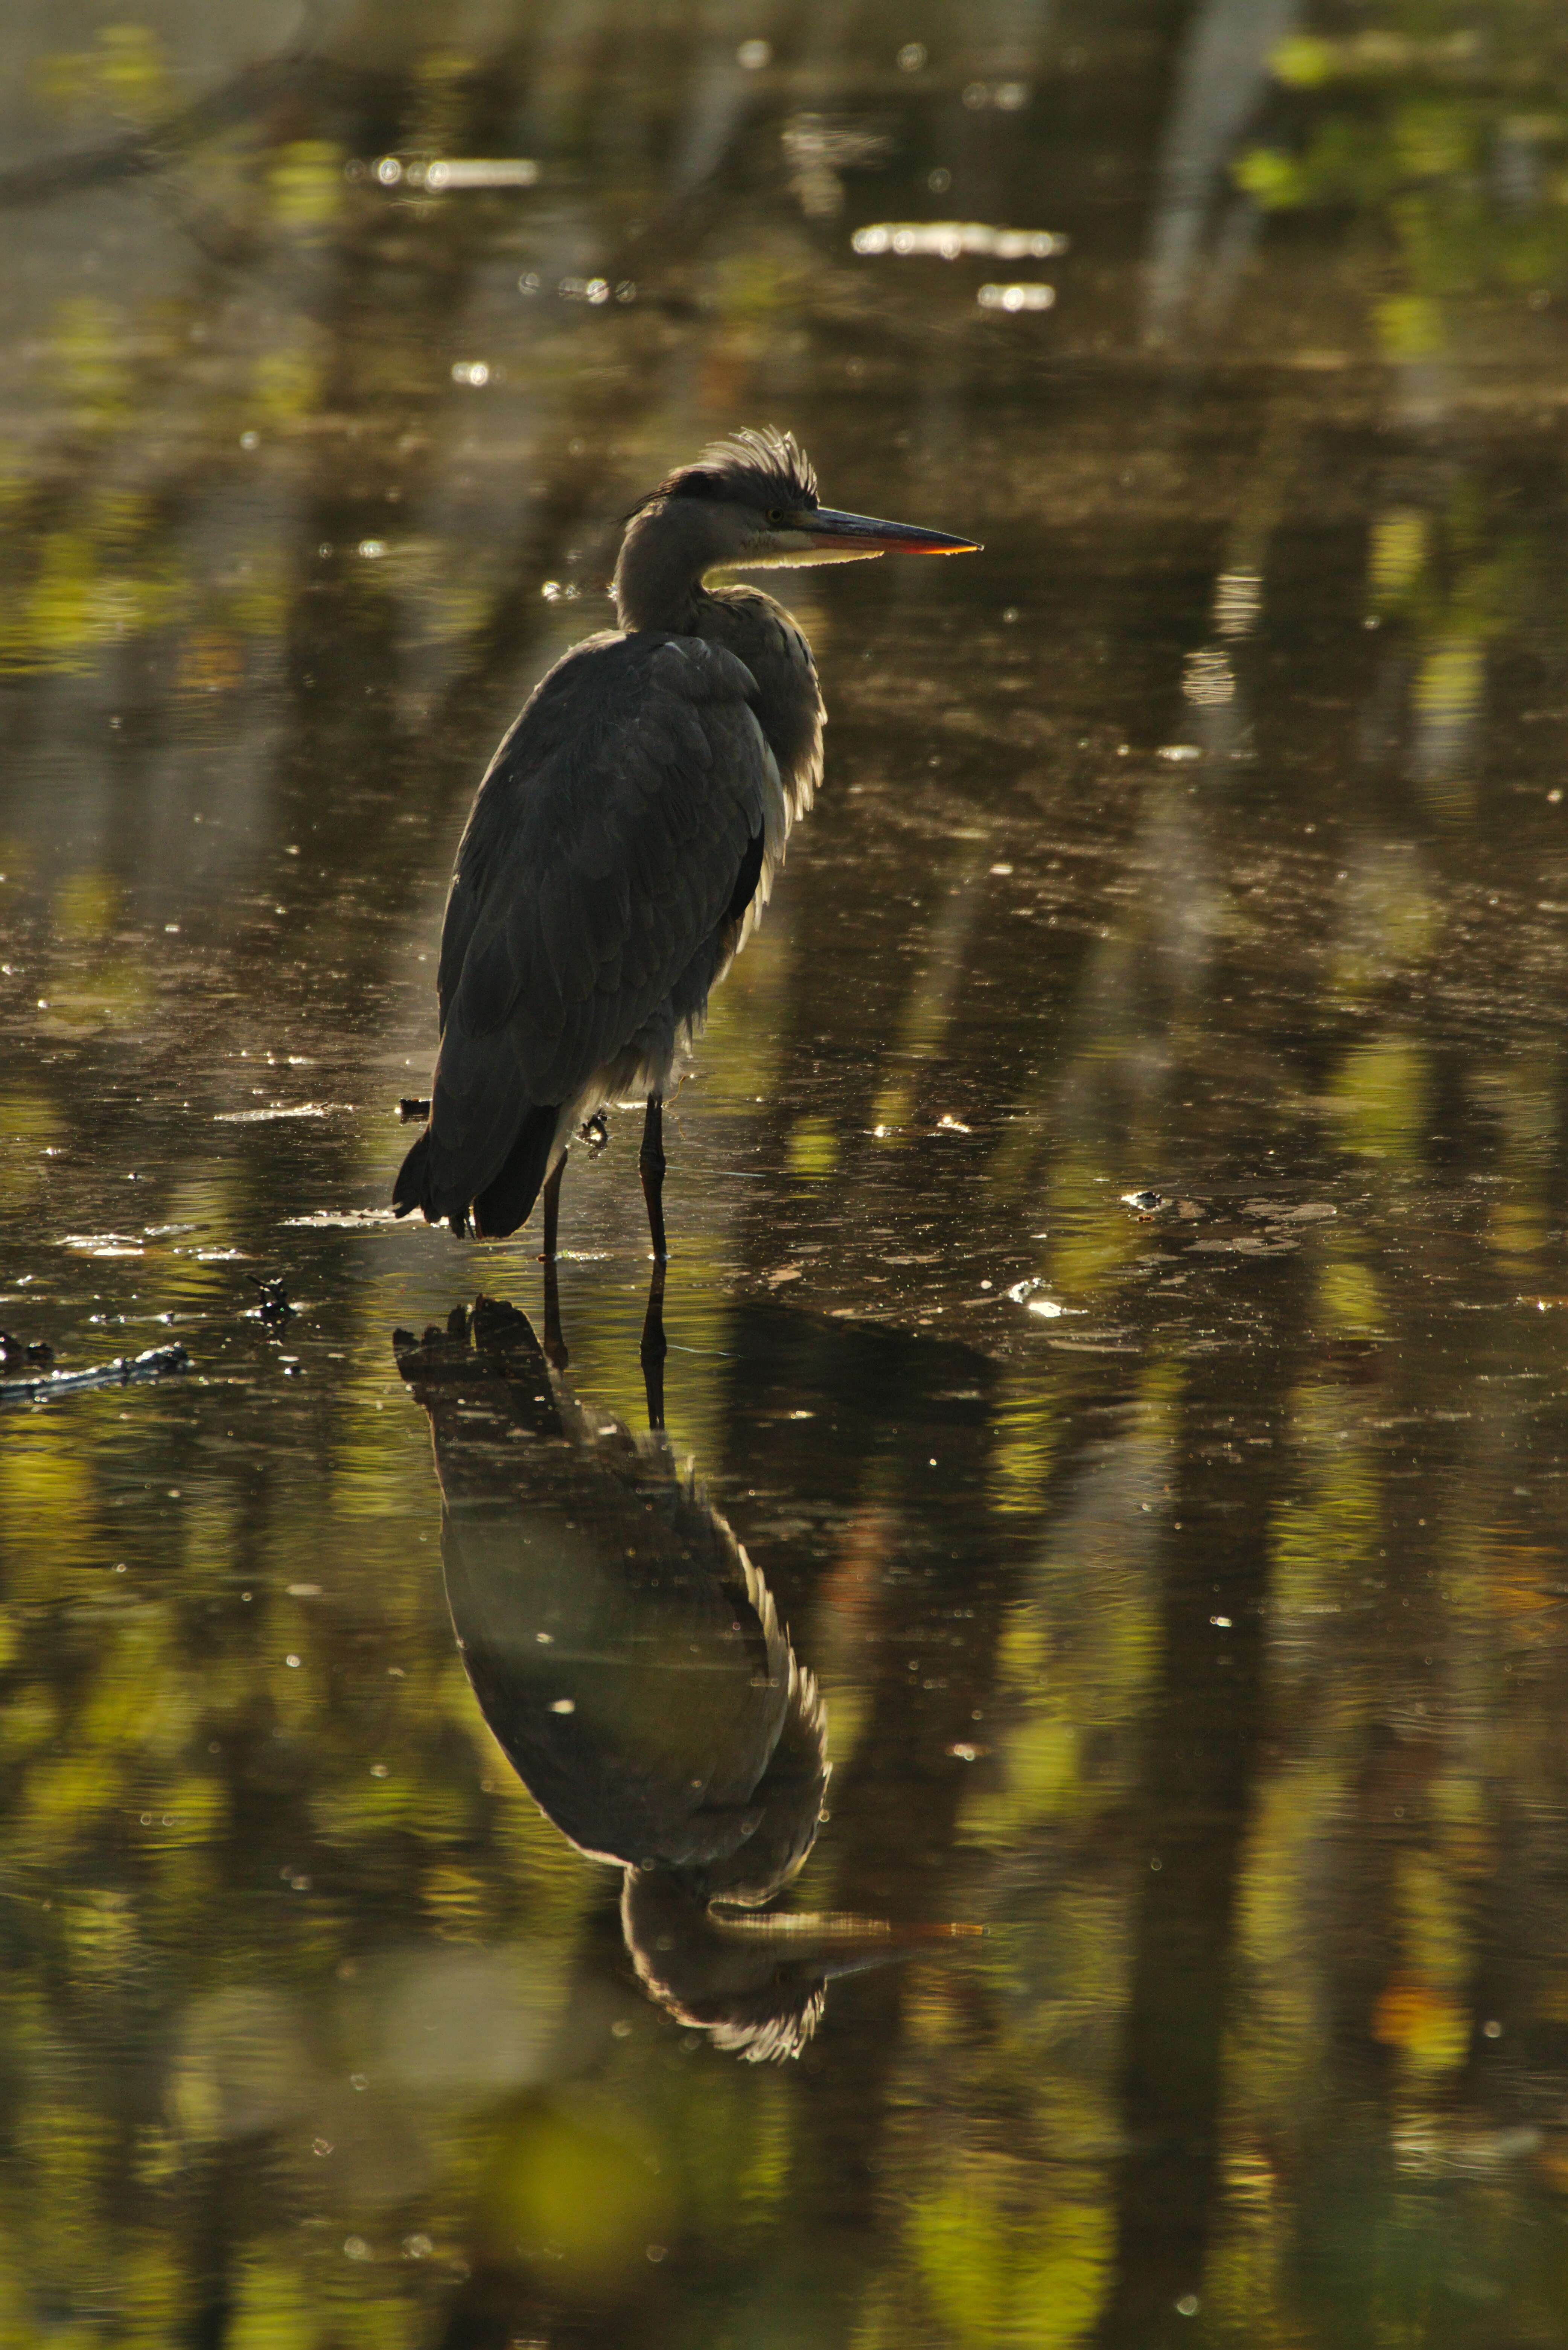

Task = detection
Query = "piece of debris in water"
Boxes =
[1006,1278,1083,1318]
[0,1332,54,1373]
[250,1274,295,1327]
[579,1113,609,1150]
[0,1341,191,1406]
[1122,1189,1167,1214]
[398,1097,431,1122]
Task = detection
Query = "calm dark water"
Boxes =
[5,3,1568,2343]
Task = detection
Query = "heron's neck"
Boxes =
[612,502,708,633]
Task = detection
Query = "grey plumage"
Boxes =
[393,428,976,1246]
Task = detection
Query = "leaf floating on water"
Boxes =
[1007,1278,1083,1318]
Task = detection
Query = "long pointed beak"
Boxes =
[817,1921,984,1982]
[708,1906,985,1979]
[802,507,981,556]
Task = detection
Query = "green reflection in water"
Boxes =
[3,0,1568,2345]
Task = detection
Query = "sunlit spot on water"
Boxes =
[418,158,539,190]
[853,222,1067,259]
[213,1104,344,1123]
[976,282,1055,313]
[1183,648,1235,706]
[962,79,1032,110]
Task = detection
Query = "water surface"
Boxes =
[5,4,1568,2344]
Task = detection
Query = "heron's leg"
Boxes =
[639,1094,667,1262]
[640,1258,667,1430]
[538,1154,565,1263]
[542,1256,568,1372]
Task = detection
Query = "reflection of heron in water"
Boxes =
[394,1291,973,2060]
[393,428,976,1260]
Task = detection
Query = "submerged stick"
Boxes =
[0,1342,191,1407]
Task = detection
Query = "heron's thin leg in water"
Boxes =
[539,1155,565,1262]
[542,1258,568,1372]
[639,1095,667,1262]
[641,1259,667,1430]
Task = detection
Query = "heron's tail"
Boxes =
[392,1126,435,1220]
[472,1105,559,1239]
[393,1102,559,1240]
[393,1123,474,1236]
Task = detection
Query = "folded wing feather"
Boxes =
[415,633,780,1218]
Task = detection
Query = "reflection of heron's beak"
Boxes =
[709,1905,984,1978]
[801,507,982,557]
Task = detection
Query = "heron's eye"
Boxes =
[766,507,786,526]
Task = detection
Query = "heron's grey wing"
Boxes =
[434,628,624,1034]
[429,634,780,1196]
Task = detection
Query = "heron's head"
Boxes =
[613,427,978,629]
[621,1872,983,2063]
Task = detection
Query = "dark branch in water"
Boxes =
[0,1342,191,1406]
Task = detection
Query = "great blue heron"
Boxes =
[393,429,977,1258]
[394,1292,973,2060]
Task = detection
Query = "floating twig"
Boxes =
[0,1342,191,1406]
